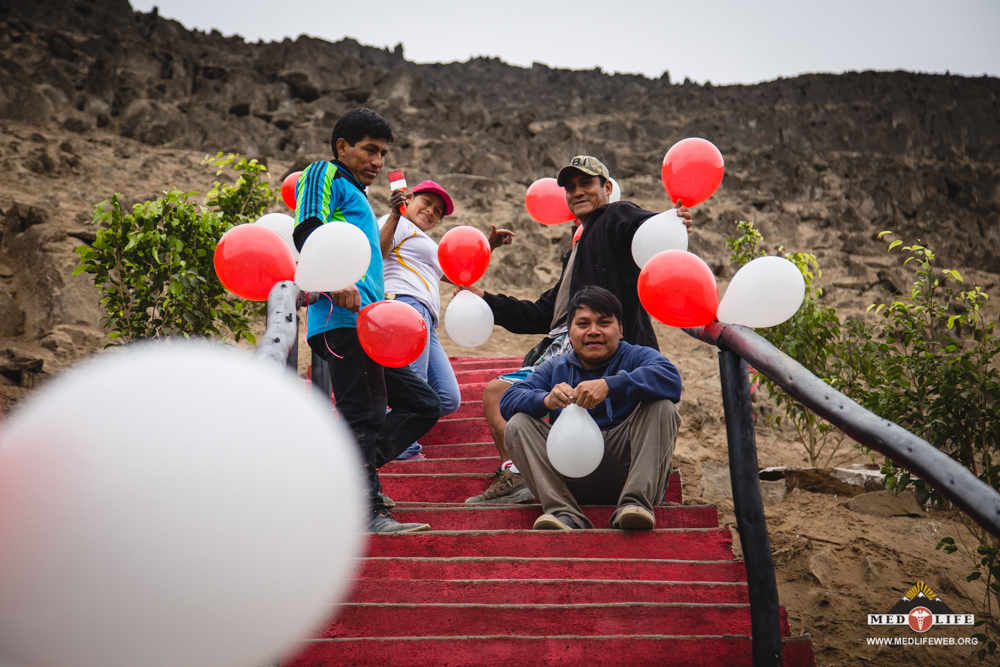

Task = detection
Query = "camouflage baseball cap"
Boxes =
[556,156,610,187]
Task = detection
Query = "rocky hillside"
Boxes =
[0,0,998,374]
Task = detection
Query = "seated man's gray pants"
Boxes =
[506,399,680,529]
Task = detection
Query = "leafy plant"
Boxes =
[851,235,1000,661]
[74,153,279,345]
[726,220,857,467]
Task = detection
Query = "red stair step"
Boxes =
[380,470,683,504]
[284,635,815,667]
[460,381,489,402]
[454,367,522,383]
[419,443,497,458]
[350,578,749,605]
[450,355,523,364]
[357,557,749,582]
[381,456,499,474]
[421,418,492,445]
[443,401,485,419]
[320,602,791,638]
[366,528,735,560]
[389,504,719,530]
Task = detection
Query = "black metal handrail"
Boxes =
[685,320,1000,666]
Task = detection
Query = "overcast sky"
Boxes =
[131,0,1000,85]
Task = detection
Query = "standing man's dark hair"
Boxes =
[331,108,395,153]
[568,286,623,325]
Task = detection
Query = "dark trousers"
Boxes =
[309,328,441,513]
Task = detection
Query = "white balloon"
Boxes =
[546,403,605,478]
[630,210,689,269]
[609,178,621,203]
[0,342,367,667]
[295,221,371,293]
[444,290,494,348]
[255,212,299,261]
[717,255,806,328]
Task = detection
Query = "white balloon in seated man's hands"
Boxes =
[0,341,366,667]
[546,403,605,478]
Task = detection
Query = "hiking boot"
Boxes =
[615,505,655,531]
[368,509,430,533]
[465,466,534,505]
[533,513,578,530]
[379,492,396,509]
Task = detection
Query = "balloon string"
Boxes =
[748,366,760,394]
[304,292,343,361]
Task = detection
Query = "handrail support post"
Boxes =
[718,348,783,667]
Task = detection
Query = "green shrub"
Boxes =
[852,236,1000,661]
[74,153,278,345]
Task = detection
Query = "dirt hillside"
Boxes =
[0,0,998,664]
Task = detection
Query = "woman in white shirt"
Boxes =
[379,181,511,459]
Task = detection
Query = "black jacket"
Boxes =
[482,201,659,350]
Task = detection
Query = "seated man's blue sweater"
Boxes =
[499,342,682,430]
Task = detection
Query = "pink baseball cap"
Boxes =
[410,180,454,216]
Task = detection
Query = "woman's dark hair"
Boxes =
[331,108,394,154]
[568,286,622,324]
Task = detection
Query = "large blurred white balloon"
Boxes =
[631,210,688,269]
[445,290,494,348]
[0,342,367,667]
[717,255,806,328]
[255,212,299,261]
[295,221,371,292]
[608,178,621,203]
[547,403,604,478]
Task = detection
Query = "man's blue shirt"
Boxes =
[499,342,682,430]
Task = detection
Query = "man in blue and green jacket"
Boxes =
[294,108,440,534]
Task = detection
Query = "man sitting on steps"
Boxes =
[499,286,682,531]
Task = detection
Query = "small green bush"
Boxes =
[74,153,278,345]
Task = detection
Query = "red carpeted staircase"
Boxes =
[284,356,816,666]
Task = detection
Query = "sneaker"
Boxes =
[396,443,423,461]
[616,505,655,531]
[368,509,430,533]
[533,513,577,530]
[465,466,534,505]
[379,492,396,509]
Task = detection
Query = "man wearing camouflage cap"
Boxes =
[459,155,692,506]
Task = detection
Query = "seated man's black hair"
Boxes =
[331,108,395,154]
[568,286,623,324]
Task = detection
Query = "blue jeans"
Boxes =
[396,295,461,416]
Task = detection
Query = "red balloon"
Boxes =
[525,178,575,225]
[214,224,296,301]
[281,171,300,210]
[438,226,491,286]
[357,300,428,367]
[638,250,719,328]
[661,138,725,208]
[572,224,583,247]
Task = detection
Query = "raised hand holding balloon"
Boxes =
[717,256,806,328]
[547,403,604,478]
[525,177,575,225]
[637,249,719,328]
[214,224,296,301]
[661,138,724,208]
[357,300,428,367]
